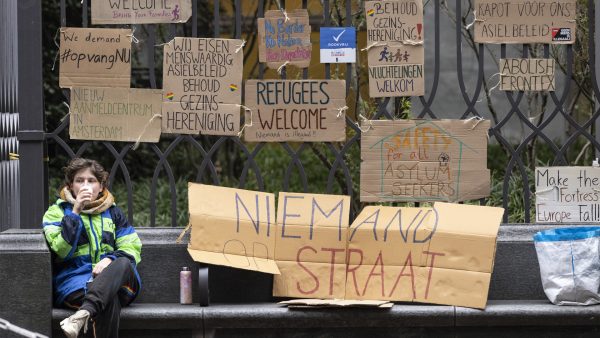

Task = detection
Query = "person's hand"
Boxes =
[73,186,93,214]
[93,257,112,277]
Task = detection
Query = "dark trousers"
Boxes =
[64,257,139,338]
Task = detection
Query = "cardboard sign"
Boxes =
[162,37,244,135]
[345,203,504,309]
[258,9,312,69]
[320,27,357,63]
[473,0,577,44]
[187,184,279,274]
[69,87,161,142]
[59,28,131,88]
[365,1,425,97]
[273,192,351,299]
[185,186,503,309]
[243,80,347,142]
[500,58,555,91]
[91,0,192,24]
[360,119,491,203]
[535,167,600,223]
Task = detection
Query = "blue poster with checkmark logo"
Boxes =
[320,27,356,64]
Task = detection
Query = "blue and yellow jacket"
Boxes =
[42,199,142,306]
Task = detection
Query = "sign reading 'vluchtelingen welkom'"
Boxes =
[319,27,356,63]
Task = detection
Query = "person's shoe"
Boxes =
[60,309,90,338]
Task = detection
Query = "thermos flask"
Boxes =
[180,266,192,304]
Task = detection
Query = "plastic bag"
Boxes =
[533,227,600,305]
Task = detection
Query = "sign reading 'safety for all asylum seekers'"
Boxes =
[320,27,356,63]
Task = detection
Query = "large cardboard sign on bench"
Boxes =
[360,119,491,202]
[536,166,600,223]
[60,28,132,88]
[187,185,504,309]
[162,37,243,136]
[243,80,347,142]
[92,0,192,24]
[69,87,161,142]
[473,0,577,44]
[187,184,279,274]
[365,0,425,98]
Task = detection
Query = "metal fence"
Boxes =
[0,0,19,232]
[10,0,600,228]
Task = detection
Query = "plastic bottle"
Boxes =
[180,266,192,304]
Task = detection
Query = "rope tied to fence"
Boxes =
[394,39,423,46]
[356,114,374,133]
[235,40,246,53]
[463,115,484,130]
[154,40,172,47]
[237,105,254,137]
[127,27,140,44]
[465,10,485,30]
[361,41,387,52]
[277,61,290,75]
[132,114,162,150]
[273,0,290,22]
[336,106,349,118]
[486,72,505,95]
[60,102,72,123]
[0,317,49,338]
[51,28,62,71]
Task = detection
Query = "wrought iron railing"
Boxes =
[18,0,598,227]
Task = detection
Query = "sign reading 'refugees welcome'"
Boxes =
[187,184,504,309]
[92,0,192,24]
[60,28,132,88]
[162,37,244,136]
[473,0,577,44]
[243,80,347,142]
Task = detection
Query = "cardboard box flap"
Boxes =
[189,183,275,222]
[187,183,278,274]
[432,202,504,237]
[187,248,280,274]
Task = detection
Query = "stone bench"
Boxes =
[3,225,600,337]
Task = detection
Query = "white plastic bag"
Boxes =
[533,227,600,305]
